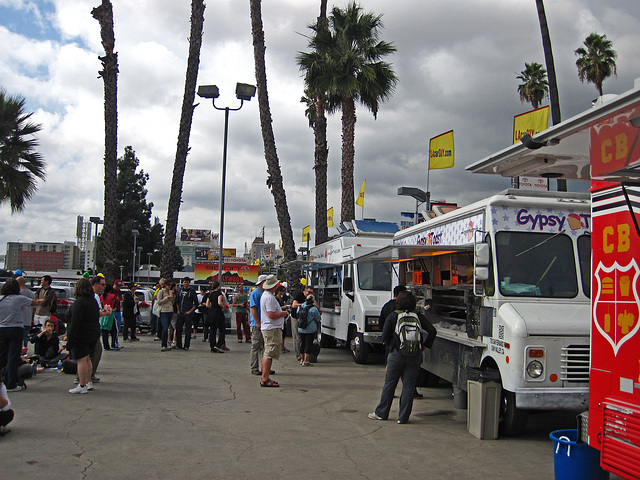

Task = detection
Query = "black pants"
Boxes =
[175,313,194,349]
[208,310,225,350]
[101,329,111,349]
[299,332,316,354]
[123,314,137,340]
[0,409,14,428]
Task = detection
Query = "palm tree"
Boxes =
[297,0,330,244]
[325,2,397,223]
[534,0,565,191]
[91,0,119,281]
[160,0,205,280]
[249,0,297,281]
[516,62,548,109]
[0,90,45,213]
[575,32,617,96]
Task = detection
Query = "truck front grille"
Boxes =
[560,345,590,382]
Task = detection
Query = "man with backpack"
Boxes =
[368,291,436,424]
[33,275,57,328]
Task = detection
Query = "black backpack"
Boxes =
[298,306,310,329]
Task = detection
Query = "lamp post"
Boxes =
[197,82,256,285]
[147,252,152,284]
[119,265,124,281]
[397,187,428,226]
[137,246,143,283]
[131,229,139,282]
[89,216,103,274]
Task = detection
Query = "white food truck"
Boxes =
[305,220,398,364]
[355,189,592,435]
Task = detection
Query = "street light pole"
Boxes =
[131,229,139,282]
[119,265,124,281]
[197,82,256,286]
[137,246,143,283]
[147,252,152,284]
[89,216,103,274]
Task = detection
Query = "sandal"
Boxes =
[260,379,279,388]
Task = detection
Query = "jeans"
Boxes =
[0,327,24,389]
[236,312,250,341]
[176,312,194,349]
[159,312,172,348]
[250,326,264,372]
[374,350,422,424]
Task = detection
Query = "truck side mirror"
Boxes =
[475,243,490,266]
[343,277,353,291]
[475,267,489,281]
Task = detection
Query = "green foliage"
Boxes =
[0,89,45,213]
[516,62,548,109]
[575,32,617,96]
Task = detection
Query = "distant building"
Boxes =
[176,228,219,271]
[6,241,81,271]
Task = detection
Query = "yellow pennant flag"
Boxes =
[513,106,549,144]
[302,225,310,242]
[429,130,454,169]
[355,180,366,207]
[327,207,334,227]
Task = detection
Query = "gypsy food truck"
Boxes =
[304,220,398,364]
[468,82,640,477]
[354,190,591,436]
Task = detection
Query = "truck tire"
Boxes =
[499,390,529,436]
[349,329,369,364]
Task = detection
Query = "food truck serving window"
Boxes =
[496,231,578,298]
[358,263,392,291]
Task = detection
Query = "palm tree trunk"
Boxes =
[160,0,205,280]
[92,0,119,282]
[315,0,329,244]
[249,0,297,285]
[341,95,356,223]
[535,0,566,191]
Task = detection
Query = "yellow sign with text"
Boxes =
[513,106,549,144]
[429,130,454,170]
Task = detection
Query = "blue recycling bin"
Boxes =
[549,429,609,480]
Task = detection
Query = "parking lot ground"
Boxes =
[3,334,619,480]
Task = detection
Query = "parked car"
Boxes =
[133,287,155,330]
[30,285,75,327]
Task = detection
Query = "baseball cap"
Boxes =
[256,274,268,285]
[114,279,122,286]
[14,269,22,276]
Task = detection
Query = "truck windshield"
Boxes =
[358,262,392,291]
[496,231,578,298]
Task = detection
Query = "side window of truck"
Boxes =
[577,235,591,298]
[484,234,496,296]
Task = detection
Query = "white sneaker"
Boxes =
[86,382,94,391]
[171,342,176,347]
[69,385,88,394]
[368,413,384,420]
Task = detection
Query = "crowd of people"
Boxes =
[0,270,437,433]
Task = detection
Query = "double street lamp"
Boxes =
[198,82,256,284]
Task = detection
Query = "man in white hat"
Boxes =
[248,275,268,375]
[258,275,288,387]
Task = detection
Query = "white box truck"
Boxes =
[305,220,398,364]
[355,189,592,435]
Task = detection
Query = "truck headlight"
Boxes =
[526,360,543,378]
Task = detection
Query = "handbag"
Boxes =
[100,312,115,331]
[152,302,161,316]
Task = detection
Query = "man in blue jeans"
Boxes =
[176,278,199,350]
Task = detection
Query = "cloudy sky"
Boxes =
[1,0,640,262]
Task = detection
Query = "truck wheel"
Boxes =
[499,390,529,436]
[349,330,369,364]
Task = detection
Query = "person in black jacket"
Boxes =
[121,283,139,341]
[368,291,436,424]
[66,278,102,394]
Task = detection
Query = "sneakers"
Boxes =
[86,382,94,391]
[69,385,88,394]
[245,339,251,343]
[91,376,100,383]
[161,346,167,351]
[171,341,176,347]
[238,339,244,343]
[221,346,230,351]
[368,413,384,420]
[282,347,290,353]
[153,337,161,341]
[211,347,222,353]
[7,385,24,392]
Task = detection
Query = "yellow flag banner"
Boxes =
[327,207,334,227]
[513,106,549,144]
[429,130,454,169]
[356,180,366,207]
[302,225,310,242]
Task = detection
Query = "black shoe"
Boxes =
[132,337,140,341]
[251,370,261,375]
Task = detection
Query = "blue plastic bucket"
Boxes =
[549,429,609,480]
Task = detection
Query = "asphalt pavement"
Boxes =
[2,332,614,480]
